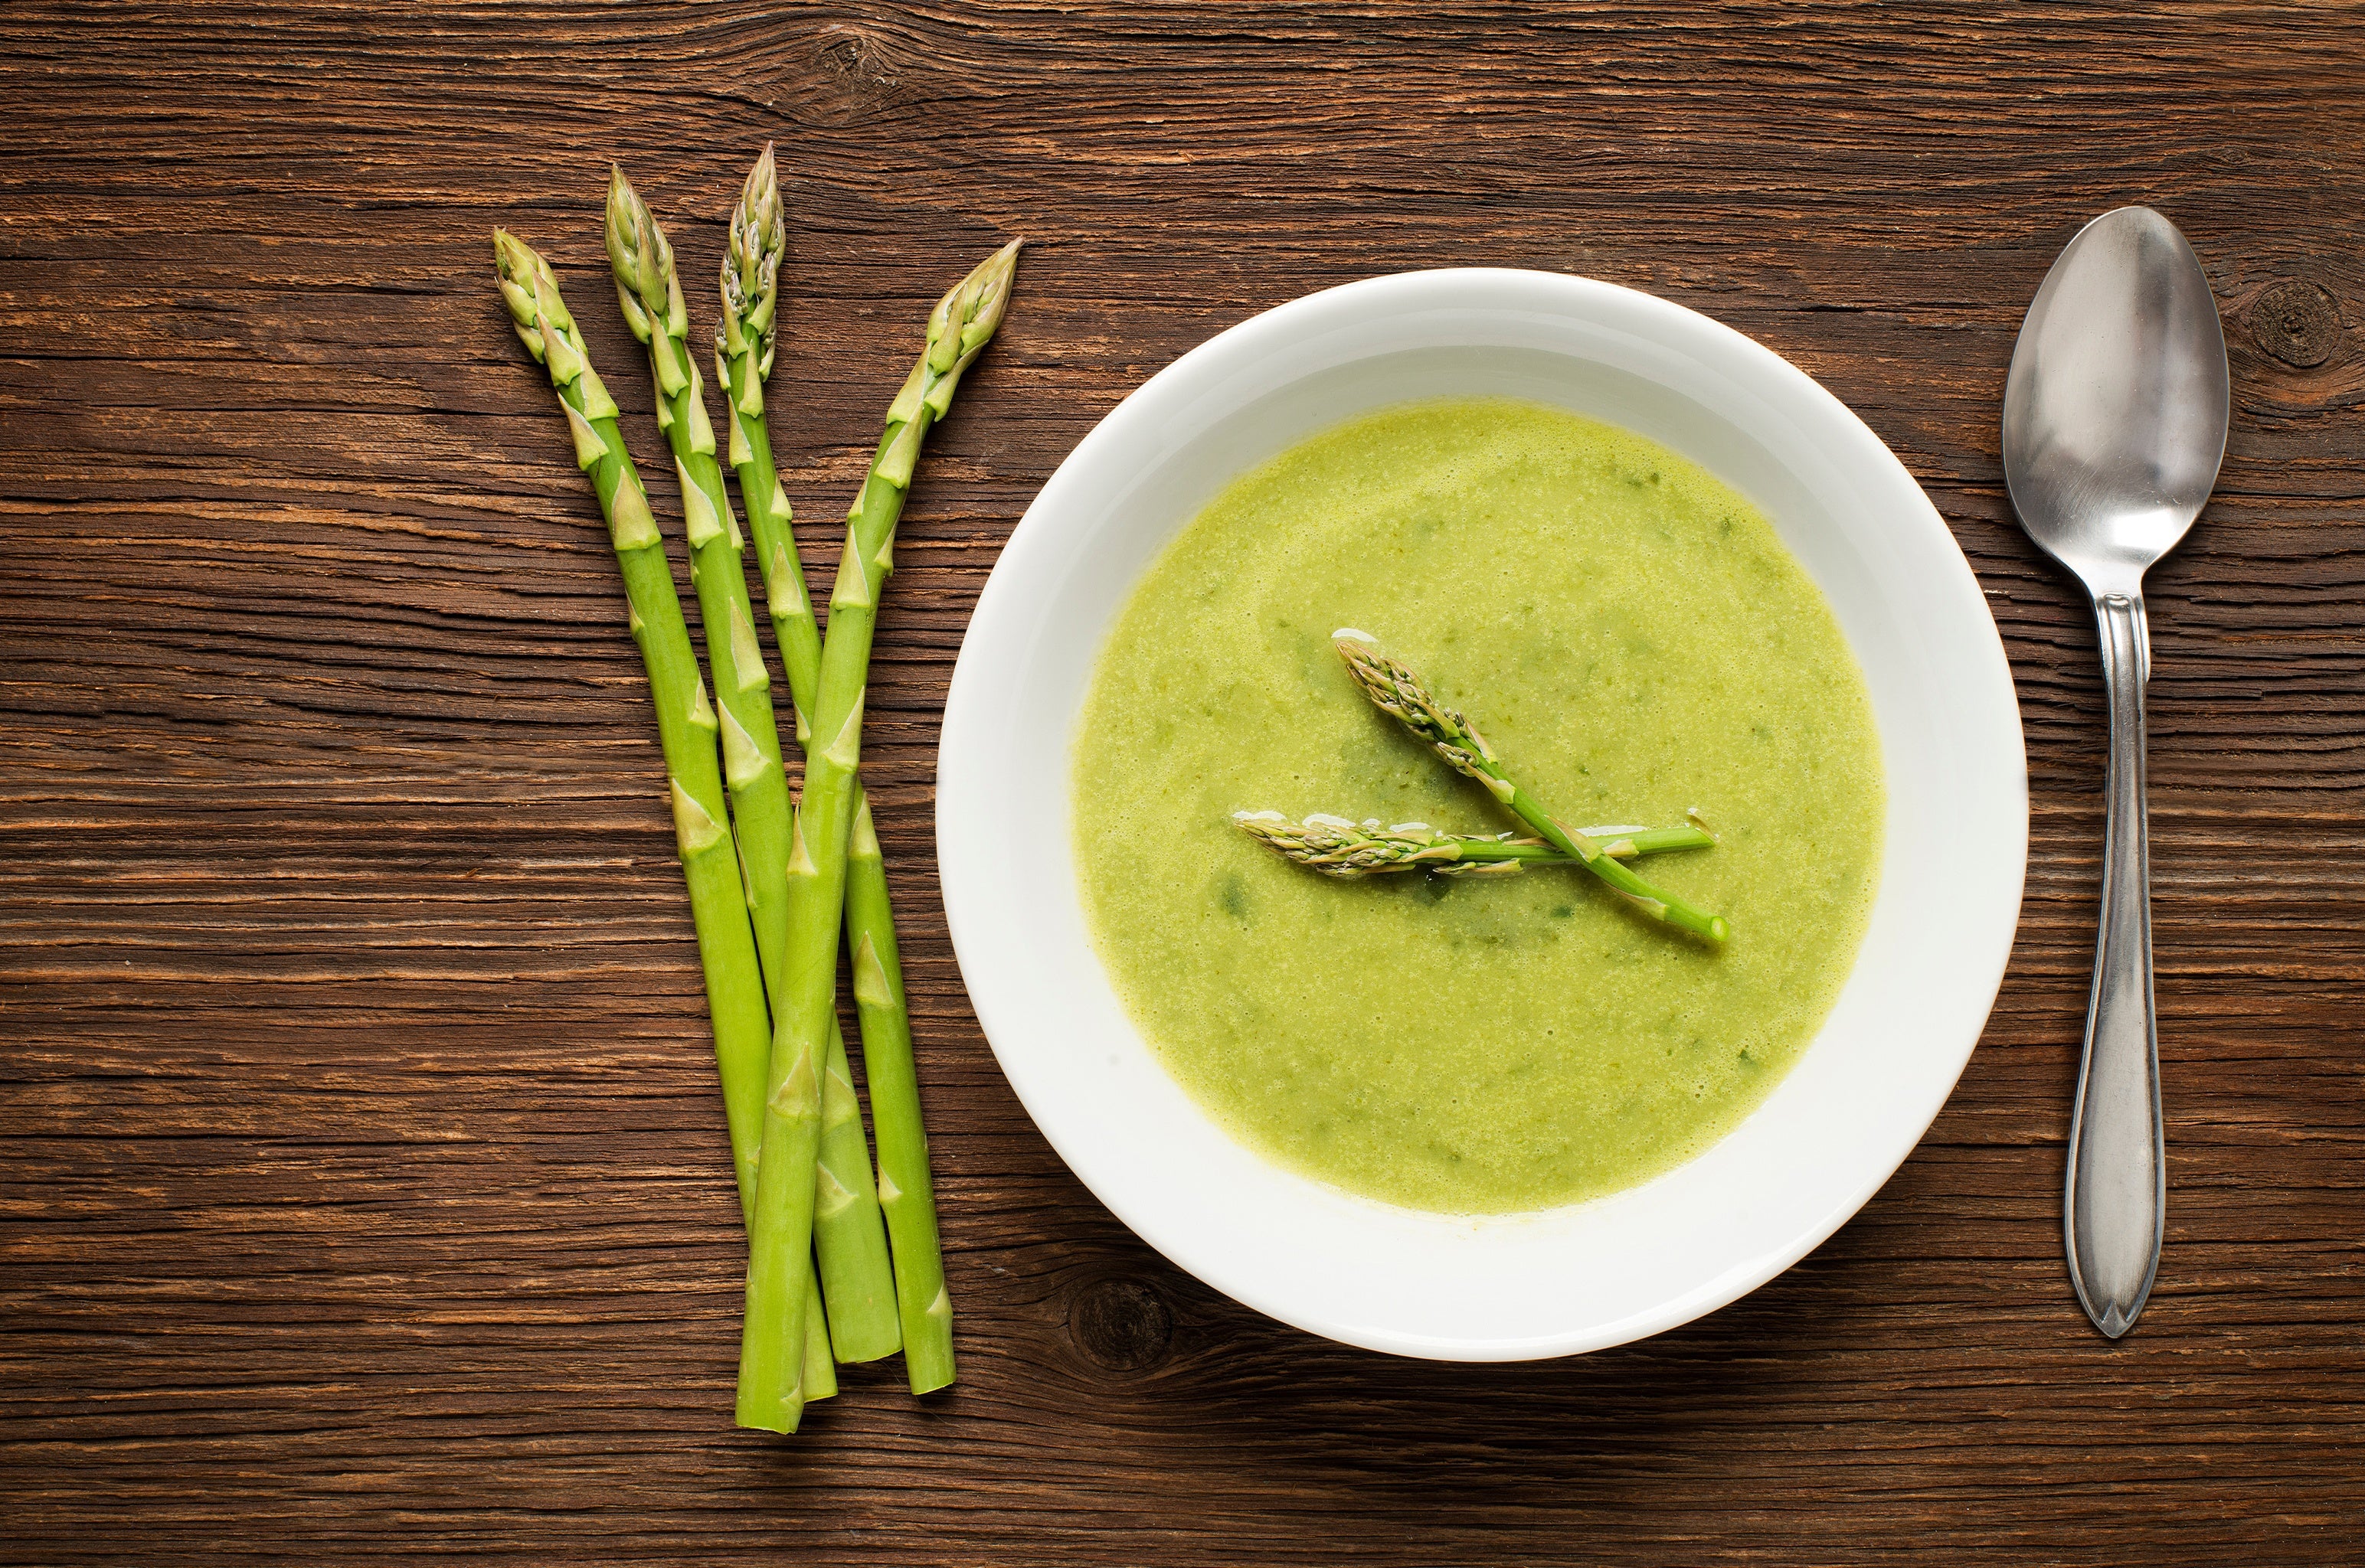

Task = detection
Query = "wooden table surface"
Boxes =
[5,5,2361,1563]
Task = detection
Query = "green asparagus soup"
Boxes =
[1071,398,1883,1214]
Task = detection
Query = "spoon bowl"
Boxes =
[2001,206,2229,1338]
[2005,207,2229,589]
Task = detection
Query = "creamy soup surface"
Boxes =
[1071,398,1885,1214]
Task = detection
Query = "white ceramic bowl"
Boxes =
[937,268,2026,1361]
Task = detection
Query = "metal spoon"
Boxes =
[2002,206,2229,1339]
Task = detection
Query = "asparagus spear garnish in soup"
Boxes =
[718,145,959,1396]
[738,240,1021,1434]
[489,231,836,1404]
[1233,812,1715,877]
[1333,632,1732,942]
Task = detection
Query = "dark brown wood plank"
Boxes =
[2,3,2360,1563]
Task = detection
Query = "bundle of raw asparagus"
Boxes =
[493,146,1017,1432]
[1235,632,1732,942]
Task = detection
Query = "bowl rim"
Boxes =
[937,265,2028,1360]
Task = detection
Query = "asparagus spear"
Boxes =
[490,230,834,1401]
[720,147,958,1395]
[740,240,1021,1432]
[606,168,903,1372]
[845,795,955,1393]
[1332,632,1732,942]
[715,156,898,1370]
[1232,811,1716,877]
[717,145,819,738]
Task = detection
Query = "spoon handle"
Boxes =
[2064,590,2165,1338]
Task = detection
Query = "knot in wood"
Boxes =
[2249,279,2342,369]
[785,25,903,129]
[1068,1277,1173,1374]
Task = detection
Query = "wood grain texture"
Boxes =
[2,3,2361,1563]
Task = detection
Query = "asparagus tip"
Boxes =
[490,225,532,277]
[604,162,659,291]
[604,162,636,233]
[490,227,521,290]
[948,240,1023,350]
[724,145,788,368]
[735,145,781,230]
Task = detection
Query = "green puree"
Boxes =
[1071,398,1884,1214]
